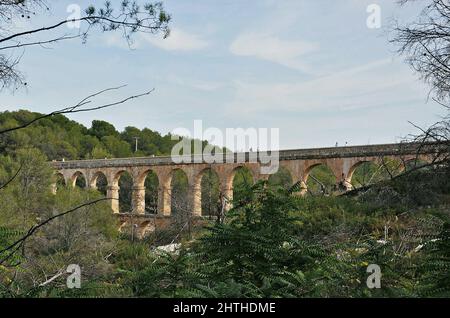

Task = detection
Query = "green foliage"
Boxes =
[0,110,219,160]
[144,171,159,214]
[128,249,202,297]
[1,112,449,299]
[200,169,220,216]
[118,172,133,212]
[101,135,132,158]
[197,182,313,284]
[171,169,189,217]
[1,187,119,298]
[84,1,171,39]
[90,145,111,159]
[358,166,450,208]
[126,182,331,298]
[0,226,23,294]
[0,147,119,297]
[1,161,449,298]
[268,166,293,190]
[416,217,450,297]
[352,162,382,188]
[0,148,54,229]
[305,165,337,195]
[117,168,450,298]
[88,120,119,140]
[232,167,253,203]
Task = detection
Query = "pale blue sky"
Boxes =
[0,0,444,149]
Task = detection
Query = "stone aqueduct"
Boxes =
[51,143,435,234]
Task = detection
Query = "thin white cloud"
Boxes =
[225,58,428,116]
[142,28,208,51]
[230,31,319,72]
[167,74,224,91]
[104,32,140,50]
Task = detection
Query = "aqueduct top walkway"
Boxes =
[51,142,440,217]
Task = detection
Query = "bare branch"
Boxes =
[0,197,117,265]
[0,86,155,135]
[0,1,170,90]
[0,164,21,191]
[391,0,450,103]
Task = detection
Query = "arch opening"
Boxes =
[144,170,159,214]
[349,161,381,189]
[304,164,337,196]
[73,171,86,189]
[170,169,189,217]
[93,172,108,196]
[378,157,403,177]
[200,168,221,217]
[118,171,133,213]
[348,158,403,189]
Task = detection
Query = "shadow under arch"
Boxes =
[303,163,337,195]
[72,171,87,189]
[90,171,108,196]
[170,168,189,217]
[197,167,221,217]
[141,169,159,215]
[347,160,380,189]
[347,157,404,189]
[114,170,133,213]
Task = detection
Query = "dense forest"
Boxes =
[0,110,212,160]
[0,108,449,297]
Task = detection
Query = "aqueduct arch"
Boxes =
[89,171,108,189]
[268,166,293,189]
[70,171,87,188]
[51,172,66,194]
[192,167,221,216]
[50,143,441,232]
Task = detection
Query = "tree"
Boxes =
[392,0,450,105]
[0,148,53,229]
[191,181,327,297]
[0,110,200,160]
[0,0,171,288]
[391,0,450,168]
[102,135,133,158]
[200,169,221,217]
[79,135,102,157]
[91,145,111,159]
[89,120,119,140]
[417,218,450,296]
[0,1,170,90]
